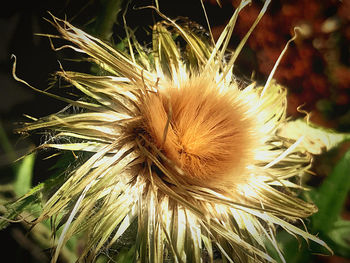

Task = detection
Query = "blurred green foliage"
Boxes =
[267,149,350,263]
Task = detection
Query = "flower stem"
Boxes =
[93,0,125,41]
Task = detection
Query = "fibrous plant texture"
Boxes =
[13,1,344,262]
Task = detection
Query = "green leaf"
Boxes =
[115,245,135,263]
[327,219,350,257]
[272,230,311,263]
[13,153,35,197]
[0,194,40,230]
[311,149,350,233]
[0,156,70,230]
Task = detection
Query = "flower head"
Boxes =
[14,1,335,262]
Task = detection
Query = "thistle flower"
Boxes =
[12,1,344,262]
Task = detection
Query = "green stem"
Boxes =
[0,121,16,163]
[94,0,125,41]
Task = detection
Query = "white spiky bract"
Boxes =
[15,1,334,262]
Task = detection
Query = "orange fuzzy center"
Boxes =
[141,78,256,188]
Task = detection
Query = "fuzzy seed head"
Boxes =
[141,77,257,189]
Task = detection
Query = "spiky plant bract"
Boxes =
[13,1,344,262]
